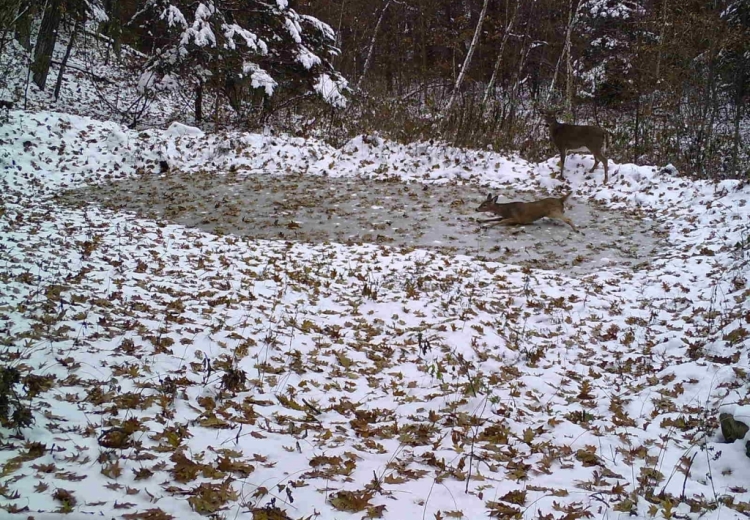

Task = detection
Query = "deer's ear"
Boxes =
[486,193,492,201]
[493,195,499,203]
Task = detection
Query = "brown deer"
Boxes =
[475,192,579,232]
[543,111,609,184]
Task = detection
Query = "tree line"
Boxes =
[1,0,748,178]
[302,0,749,178]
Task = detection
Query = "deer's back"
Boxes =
[551,123,606,149]
[496,198,564,223]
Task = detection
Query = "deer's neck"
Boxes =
[490,204,511,216]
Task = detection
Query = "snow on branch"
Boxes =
[243,62,277,96]
[299,14,336,42]
[315,74,348,108]
[285,16,303,43]
[180,3,217,47]
[160,5,188,29]
[138,0,348,108]
[298,45,322,69]
[223,24,268,54]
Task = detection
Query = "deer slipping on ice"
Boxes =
[475,192,580,233]
[543,111,609,184]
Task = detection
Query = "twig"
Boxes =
[49,59,113,84]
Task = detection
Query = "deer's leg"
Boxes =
[558,149,567,179]
[477,216,507,224]
[590,155,600,173]
[495,217,522,227]
[558,216,580,233]
[482,217,522,228]
[549,211,579,233]
[592,151,609,183]
[602,155,609,184]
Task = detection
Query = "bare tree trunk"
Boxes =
[213,84,220,127]
[731,103,743,178]
[508,0,536,94]
[506,2,536,135]
[564,9,575,112]
[0,1,15,37]
[548,0,581,106]
[654,0,668,85]
[444,0,490,113]
[730,71,745,177]
[334,0,345,61]
[0,0,25,58]
[195,81,203,123]
[356,0,391,91]
[420,0,426,105]
[633,97,641,164]
[14,0,32,51]
[54,18,78,101]
[32,0,62,90]
[692,44,720,177]
[647,0,668,119]
[101,0,122,63]
[481,0,520,110]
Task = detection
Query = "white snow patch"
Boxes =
[243,62,277,96]
[1,109,750,520]
[285,16,303,43]
[297,45,322,69]
[314,73,348,108]
[164,121,204,137]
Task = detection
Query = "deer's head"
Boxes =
[476,193,499,212]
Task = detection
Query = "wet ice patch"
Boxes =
[60,171,666,276]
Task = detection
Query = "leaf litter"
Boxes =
[0,111,749,519]
[59,170,664,275]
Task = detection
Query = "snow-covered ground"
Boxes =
[1,33,183,128]
[1,108,750,520]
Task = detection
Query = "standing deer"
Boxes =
[475,192,579,232]
[543,111,609,184]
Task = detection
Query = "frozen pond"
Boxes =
[60,171,666,275]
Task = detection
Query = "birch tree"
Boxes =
[355,0,390,90]
[444,0,489,113]
[547,0,582,110]
[481,0,520,110]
